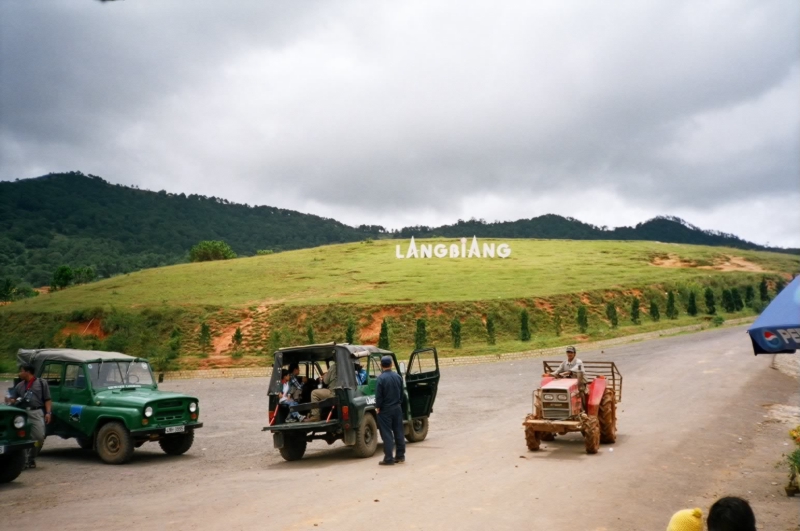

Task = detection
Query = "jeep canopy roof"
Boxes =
[17,348,139,374]
[271,343,394,391]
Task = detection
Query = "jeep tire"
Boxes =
[353,413,378,457]
[598,388,617,444]
[77,436,93,450]
[159,431,195,456]
[0,449,27,483]
[96,422,134,464]
[279,434,307,461]
[582,415,600,454]
[405,417,429,443]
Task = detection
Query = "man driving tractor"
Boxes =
[552,346,587,409]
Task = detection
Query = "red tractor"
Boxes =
[523,360,622,454]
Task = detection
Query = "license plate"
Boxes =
[0,445,5,455]
[165,425,185,434]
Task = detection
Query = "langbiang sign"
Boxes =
[395,236,511,259]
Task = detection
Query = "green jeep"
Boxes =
[17,349,203,465]
[264,343,440,461]
[0,404,35,483]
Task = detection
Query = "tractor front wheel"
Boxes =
[598,388,617,444]
[582,415,600,454]
[540,432,555,441]
[524,415,541,451]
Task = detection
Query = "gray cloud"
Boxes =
[1,0,798,246]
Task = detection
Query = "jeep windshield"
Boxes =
[89,360,155,388]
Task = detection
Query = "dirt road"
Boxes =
[1,325,798,530]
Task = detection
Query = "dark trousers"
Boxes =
[377,406,405,462]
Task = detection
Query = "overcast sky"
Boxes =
[1,1,798,247]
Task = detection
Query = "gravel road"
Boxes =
[1,325,798,531]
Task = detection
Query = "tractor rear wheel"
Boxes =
[598,388,617,444]
[583,415,600,454]
[524,414,541,451]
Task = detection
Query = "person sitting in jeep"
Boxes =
[279,369,303,422]
[305,362,337,422]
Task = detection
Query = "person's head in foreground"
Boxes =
[666,508,702,531]
[707,496,756,531]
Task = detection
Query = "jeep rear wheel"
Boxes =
[353,413,378,457]
[524,414,541,451]
[77,436,93,450]
[159,431,195,456]
[582,415,600,454]
[598,388,617,444]
[279,434,307,461]
[405,417,429,443]
[96,422,134,464]
[0,450,27,483]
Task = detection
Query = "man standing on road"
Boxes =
[306,362,338,422]
[375,356,405,466]
[4,364,52,468]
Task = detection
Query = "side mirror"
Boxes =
[398,362,406,375]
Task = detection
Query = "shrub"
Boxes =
[345,319,357,344]
[731,288,744,311]
[744,285,755,307]
[189,240,237,262]
[721,289,734,312]
[486,315,496,345]
[576,305,588,333]
[759,277,770,302]
[606,302,618,328]
[711,315,725,327]
[233,326,243,348]
[520,309,531,341]
[553,313,562,336]
[378,318,390,350]
[199,322,212,354]
[414,319,427,350]
[666,291,678,319]
[704,288,716,315]
[52,265,74,290]
[687,292,698,316]
[650,300,660,321]
[630,298,640,324]
[306,324,315,344]
[450,318,462,349]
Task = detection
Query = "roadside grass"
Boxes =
[3,239,797,312]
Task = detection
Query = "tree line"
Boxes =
[2,172,796,288]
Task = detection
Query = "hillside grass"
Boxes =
[1,238,796,372]
[5,239,798,312]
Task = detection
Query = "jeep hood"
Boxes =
[94,388,197,407]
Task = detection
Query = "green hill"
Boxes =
[1,238,796,373]
[2,172,796,288]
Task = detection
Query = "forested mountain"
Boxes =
[1,172,794,286]
[0,172,373,286]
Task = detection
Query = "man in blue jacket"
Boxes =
[375,355,405,466]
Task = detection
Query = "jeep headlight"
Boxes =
[144,406,153,418]
[543,394,555,401]
[189,402,197,413]
[13,415,25,429]
[557,394,568,401]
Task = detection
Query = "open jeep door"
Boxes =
[404,348,440,418]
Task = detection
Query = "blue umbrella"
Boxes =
[748,276,800,355]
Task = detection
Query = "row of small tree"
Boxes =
[194,278,788,356]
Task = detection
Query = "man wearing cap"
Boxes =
[375,355,405,466]
[553,346,588,409]
[553,346,584,378]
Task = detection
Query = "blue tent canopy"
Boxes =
[748,276,800,355]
